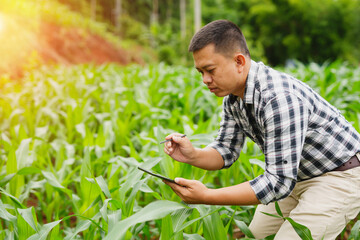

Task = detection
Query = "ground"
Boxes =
[0,20,147,79]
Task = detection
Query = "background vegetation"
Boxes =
[0,0,359,239]
[3,0,358,67]
[0,61,359,239]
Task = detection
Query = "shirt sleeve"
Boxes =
[250,93,309,204]
[207,97,246,168]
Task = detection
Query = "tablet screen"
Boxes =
[138,167,177,184]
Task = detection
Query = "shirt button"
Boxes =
[284,160,288,164]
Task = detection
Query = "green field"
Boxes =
[0,61,359,239]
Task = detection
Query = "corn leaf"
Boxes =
[0,199,17,223]
[284,217,313,240]
[104,200,188,240]
[95,176,111,198]
[348,220,360,240]
[234,219,255,239]
[18,207,38,232]
[27,220,62,240]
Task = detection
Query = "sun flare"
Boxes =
[0,14,4,33]
[0,13,39,76]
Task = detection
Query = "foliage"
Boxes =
[202,0,360,66]
[0,62,359,239]
[4,0,359,68]
[55,0,360,66]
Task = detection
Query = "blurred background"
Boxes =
[0,0,359,79]
[0,1,359,239]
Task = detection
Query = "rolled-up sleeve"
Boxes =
[250,93,309,204]
[207,97,246,168]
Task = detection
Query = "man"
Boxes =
[163,20,360,239]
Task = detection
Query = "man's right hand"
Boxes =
[163,133,197,164]
[163,133,224,170]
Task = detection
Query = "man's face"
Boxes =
[193,44,246,97]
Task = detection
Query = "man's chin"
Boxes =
[211,89,229,97]
[213,92,227,97]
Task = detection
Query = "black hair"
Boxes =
[188,19,250,58]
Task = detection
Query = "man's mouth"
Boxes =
[208,87,217,92]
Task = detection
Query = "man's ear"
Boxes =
[234,53,246,72]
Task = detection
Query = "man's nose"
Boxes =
[202,72,212,84]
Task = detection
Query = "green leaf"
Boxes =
[41,171,65,189]
[95,176,111,198]
[348,220,360,240]
[249,158,265,170]
[27,220,62,240]
[17,167,42,175]
[17,208,36,239]
[183,233,206,239]
[0,199,17,223]
[15,138,32,169]
[104,200,188,240]
[18,207,38,232]
[107,209,122,233]
[0,173,16,187]
[274,201,283,217]
[234,219,255,238]
[64,220,92,240]
[284,217,313,240]
[260,211,282,219]
[0,187,25,209]
[172,208,193,233]
[261,202,313,240]
[224,208,236,233]
[160,214,174,240]
[173,209,216,234]
[197,205,227,240]
[99,199,112,222]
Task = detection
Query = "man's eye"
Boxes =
[208,69,215,74]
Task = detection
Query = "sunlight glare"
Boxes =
[0,14,4,33]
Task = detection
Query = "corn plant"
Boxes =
[0,61,359,239]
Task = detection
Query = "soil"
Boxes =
[0,21,147,79]
[38,23,141,66]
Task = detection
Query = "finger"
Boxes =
[163,178,187,189]
[164,133,182,141]
[163,180,183,194]
[164,144,175,155]
[163,146,170,155]
[172,136,182,143]
[174,178,193,188]
[164,133,186,144]
[165,141,172,148]
[163,133,180,148]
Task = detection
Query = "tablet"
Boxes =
[138,167,177,184]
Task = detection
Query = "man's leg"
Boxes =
[248,192,298,239]
[274,167,360,240]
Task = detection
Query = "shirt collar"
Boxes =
[243,60,259,104]
[229,60,259,104]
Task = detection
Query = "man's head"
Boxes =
[190,20,251,98]
[188,20,250,58]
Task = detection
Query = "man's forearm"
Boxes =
[190,146,224,170]
[205,181,260,205]
[166,178,260,206]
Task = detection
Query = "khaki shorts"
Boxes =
[249,166,360,240]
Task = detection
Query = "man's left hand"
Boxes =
[163,178,210,204]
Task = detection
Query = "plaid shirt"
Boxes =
[208,60,360,204]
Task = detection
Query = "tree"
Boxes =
[91,0,96,20]
[194,0,201,32]
[180,0,186,39]
[114,0,122,35]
